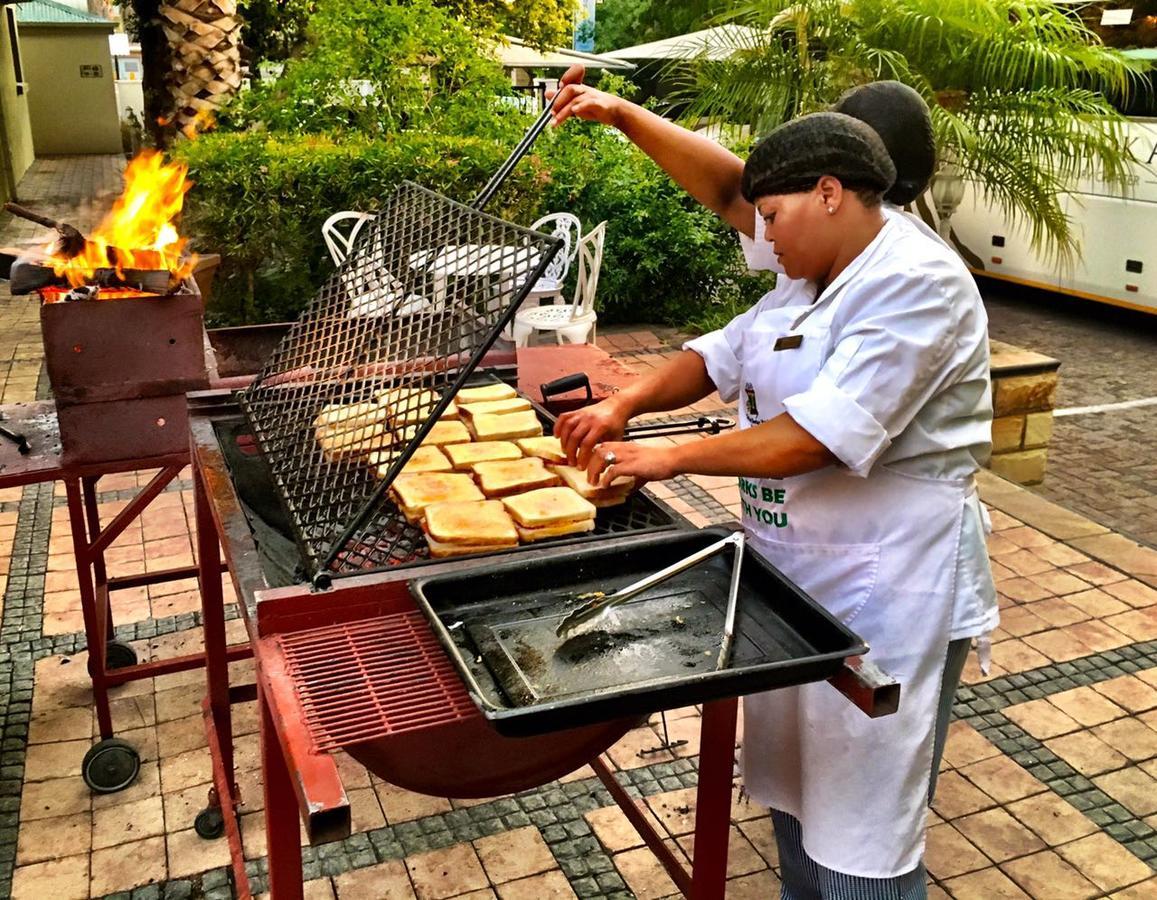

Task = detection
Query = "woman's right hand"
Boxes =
[548,64,625,129]
[555,395,632,468]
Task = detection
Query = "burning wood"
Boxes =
[5,150,198,298]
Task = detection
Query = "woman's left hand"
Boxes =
[586,441,679,487]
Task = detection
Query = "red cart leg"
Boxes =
[80,476,113,638]
[262,682,304,899]
[64,477,114,739]
[690,698,738,900]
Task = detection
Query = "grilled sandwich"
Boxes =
[473,457,562,498]
[391,473,485,524]
[458,397,532,420]
[516,436,567,464]
[368,445,452,478]
[552,464,636,508]
[456,383,518,404]
[502,486,597,542]
[468,409,543,442]
[422,499,519,558]
[443,440,523,471]
[378,387,459,425]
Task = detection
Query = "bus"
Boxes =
[945,49,1157,314]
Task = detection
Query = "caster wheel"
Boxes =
[82,738,141,794]
[195,806,226,840]
[105,640,139,670]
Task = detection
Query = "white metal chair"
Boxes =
[526,212,582,305]
[512,221,606,347]
[322,211,375,266]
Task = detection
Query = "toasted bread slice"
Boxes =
[469,409,543,441]
[516,518,597,542]
[473,458,561,498]
[443,441,522,471]
[316,421,391,461]
[502,486,596,528]
[553,464,636,500]
[378,387,459,424]
[391,473,484,523]
[314,399,387,433]
[424,500,518,546]
[367,445,451,477]
[516,436,567,464]
[459,397,532,420]
[456,383,517,404]
[418,420,471,447]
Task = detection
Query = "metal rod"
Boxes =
[556,531,744,637]
[0,423,29,455]
[472,91,561,210]
[623,416,734,441]
[717,533,745,669]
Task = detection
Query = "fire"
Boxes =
[48,150,197,289]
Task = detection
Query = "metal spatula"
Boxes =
[555,532,746,669]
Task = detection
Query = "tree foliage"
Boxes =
[672,0,1151,260]
[239,0,315,66]
[439,0,580,50]
[595,0,721,51]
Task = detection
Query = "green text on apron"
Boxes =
[735,257,965,878]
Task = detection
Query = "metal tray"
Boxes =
[410,527,869,736]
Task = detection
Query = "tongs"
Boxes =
[555,531,746,669]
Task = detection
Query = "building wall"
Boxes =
[21,25,121,155]
[0,9,35,203]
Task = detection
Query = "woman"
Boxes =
[551,98,996,896]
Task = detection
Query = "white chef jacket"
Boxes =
[688,207,998,641]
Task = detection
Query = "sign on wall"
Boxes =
[79,64,104,78]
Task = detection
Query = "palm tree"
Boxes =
[671,0,1150,261]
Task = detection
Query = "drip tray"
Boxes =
[411,527,868,736]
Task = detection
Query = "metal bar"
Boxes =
[691,699,738,900]
[63,477,114,739]
[827,656,901,717]
[81,477,114,639]
[591,755,693,896]
[108,563,209,590]
[716,534,745,669]
[88,465,181,557]
[196,462,236,784]
[261,682,304,900]
[472,92,561,210]
[103,644,252,688]
[203,696,251,900]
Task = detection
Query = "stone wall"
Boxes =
[988,340,1061,485]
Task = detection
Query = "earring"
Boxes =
[827,207,835,215]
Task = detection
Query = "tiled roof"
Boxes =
[14,0,114,27]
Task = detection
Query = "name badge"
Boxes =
[774,334,803,351]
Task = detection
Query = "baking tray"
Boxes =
[410,526,869,736]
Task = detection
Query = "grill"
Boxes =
[238,182,564,584]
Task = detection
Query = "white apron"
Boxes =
[736,277,966,879]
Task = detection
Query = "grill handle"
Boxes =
[624,416,734,440]
[540,372,593,406]
[472,91,562,211]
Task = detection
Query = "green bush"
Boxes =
[178,125,770,328]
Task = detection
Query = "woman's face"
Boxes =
[755,186,838,283]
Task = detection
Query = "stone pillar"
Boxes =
[987,340,1060,486]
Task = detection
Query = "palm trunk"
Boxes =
[159,0,243,137]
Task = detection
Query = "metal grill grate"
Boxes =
[238,182,562,581]
[275,613,477,752]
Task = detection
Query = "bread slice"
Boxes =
[502,486,596,528]
[425,535,515,558]
[516,436,567,464]
[516,518,597,543]
[316,421,391,461]
[469,409,543,441]
[473,457,562,498]
[419,420,472,447]
[391,473,484,524]
[314,399,387,433]
[368,445,451,477]
[378,387,459,425]
[443,441,522,471]
[456,383,517,404]
[458,397,532,420]
[424,500,518,547]
[552,465,636,506]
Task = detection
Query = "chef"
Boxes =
[552,96,996,896]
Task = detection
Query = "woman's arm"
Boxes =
[585,413,836,485]
[550,65,755,237]
[555,350,717,468]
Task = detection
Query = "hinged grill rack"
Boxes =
[239,106,568,586]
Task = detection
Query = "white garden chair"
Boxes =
[322,210,375,266]
[525,212,582,305]
[512,221,606,347]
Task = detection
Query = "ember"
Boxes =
[46,150,197,288]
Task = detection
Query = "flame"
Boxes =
[48,150,197,289]
[181,107,216,140]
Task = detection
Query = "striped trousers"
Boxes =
[772,638,971,900]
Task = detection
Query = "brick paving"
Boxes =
[983,280,1157,549]
[1,158,1157,898]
